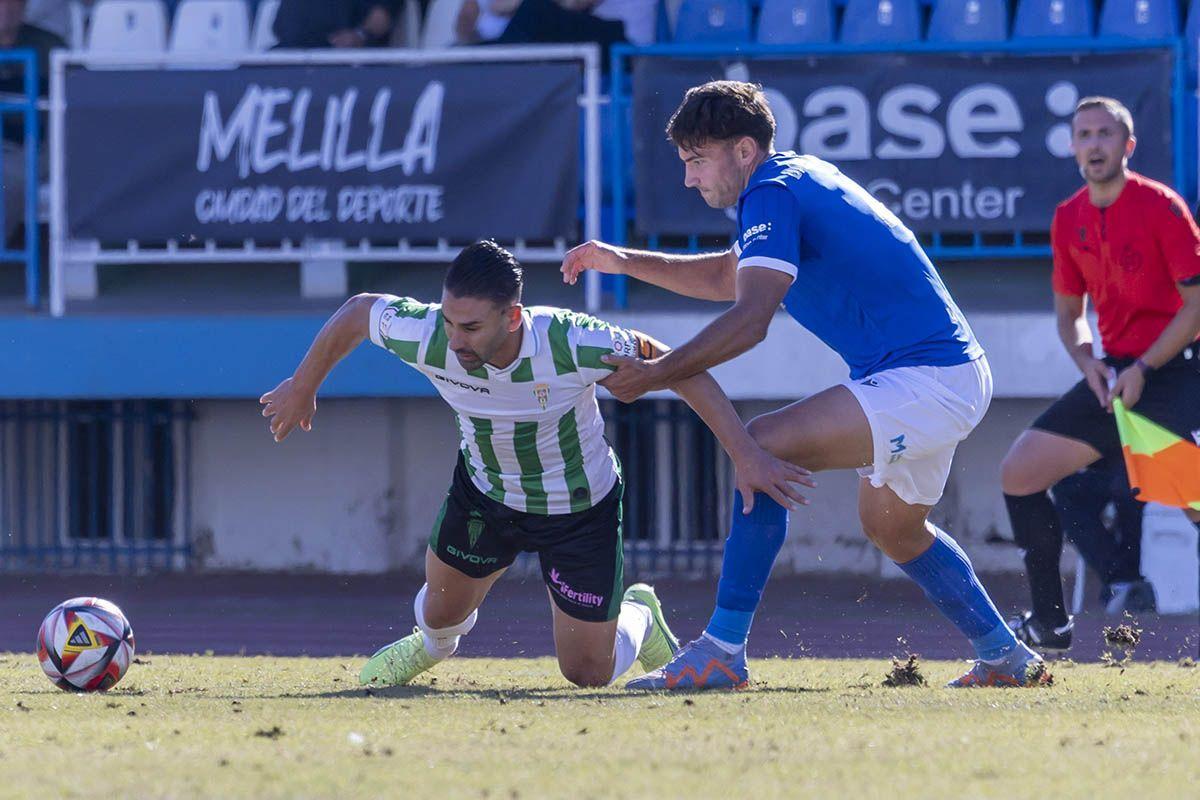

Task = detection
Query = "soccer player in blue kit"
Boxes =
[561,81,1043,689]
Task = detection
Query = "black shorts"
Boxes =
[1033,348,1200,457]
[428,455,624,623]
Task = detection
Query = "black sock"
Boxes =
[1004,492,1069,628]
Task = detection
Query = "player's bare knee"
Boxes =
[559,660,610,688]
[557,650,612,687]
[999,448,1043,496]
[860,517,899,550]
[860,514,925,557]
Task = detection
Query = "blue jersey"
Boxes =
[734,152,982,380]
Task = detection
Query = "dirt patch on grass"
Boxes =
[1102,618,1143,667]
[882,655,926,687]
[1025,661,1054,687]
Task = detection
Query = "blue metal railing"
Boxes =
[0,50,39,310]
[0,400,193,573]
[608,38,1188,308]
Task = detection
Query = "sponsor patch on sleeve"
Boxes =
[378,305,398,341]
[611,329,658,360]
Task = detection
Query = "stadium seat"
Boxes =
[169,0,251,53]
[840,0,922,42]
[250,0,279,50]
[86,0,169,52]
[1098,0,1178,38]
[756,0,835,43]
[422,0,465,48]
[674,0,753,43]
[927,0,1008,41]
[1012,0,1092,38]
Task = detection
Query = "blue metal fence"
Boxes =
[603,398,730,577]
[606,38,1189,308]
[0,400,193,572]
[0,50,39,309]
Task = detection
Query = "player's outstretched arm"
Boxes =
[597,268,790,403]
[601,330,814,511]
[259,293,380,442]
[673,370,815,512]
[561,240,736,302]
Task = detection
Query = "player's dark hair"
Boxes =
[444,240,524,307]
[666,81,775,153]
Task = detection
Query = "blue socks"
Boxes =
[703,493,1019,662]
[704,492,789,648]
[897,525,1019,661]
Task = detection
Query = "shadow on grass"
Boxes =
[12,683,835,701]
[282,684,836,701]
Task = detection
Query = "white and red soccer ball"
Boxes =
[37,597,135,692]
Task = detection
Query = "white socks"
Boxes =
[414,584,478,661]
[609,600,653,684]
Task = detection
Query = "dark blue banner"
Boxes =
[65,62,581,243]
[633,50,1174,236]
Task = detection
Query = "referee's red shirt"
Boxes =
[1051,171,1200,359]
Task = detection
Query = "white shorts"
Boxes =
[843,356,993,507]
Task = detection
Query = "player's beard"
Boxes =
[454,329,505,371]
[454,350,483,370]
[699,185,736,209]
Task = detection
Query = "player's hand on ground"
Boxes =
[733,446,815,512]
[597,354,663,402]
[259,377,317,442]
[1079,356,1113,408]
[1107,365,1146,411]
[561,240,625,286]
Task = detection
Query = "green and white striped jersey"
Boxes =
[369,295,653,515]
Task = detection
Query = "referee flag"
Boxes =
[1112,399,1200,511]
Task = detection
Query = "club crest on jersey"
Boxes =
[534,383,550,411]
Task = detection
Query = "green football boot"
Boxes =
[358,628,439,687]
[623,583,680,674]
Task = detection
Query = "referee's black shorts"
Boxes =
[1033,346,1200,457]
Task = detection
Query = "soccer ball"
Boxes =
[37,597,135,692]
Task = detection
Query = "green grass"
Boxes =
[2,653,1198,799]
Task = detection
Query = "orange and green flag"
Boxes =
[1112,398,1200,511]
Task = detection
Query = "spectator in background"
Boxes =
[455,0,520,43]
[273,0,397,48]
[503,0,655,47]
[0,0,63,244]
[22,0,86,47]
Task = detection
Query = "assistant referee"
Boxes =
[1000,96,1200,652]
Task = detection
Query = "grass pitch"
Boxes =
[2,653,1197,799]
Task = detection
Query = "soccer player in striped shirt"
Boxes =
[260,240,810,688]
